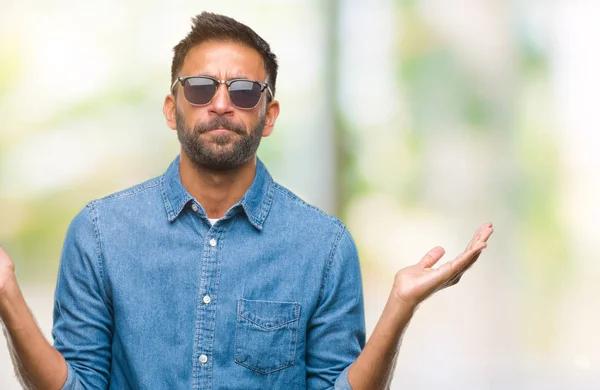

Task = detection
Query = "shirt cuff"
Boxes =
[61,363,81,390]
[334,364,353,390]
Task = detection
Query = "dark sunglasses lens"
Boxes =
[229,80,262,109]
[184,78,217,105]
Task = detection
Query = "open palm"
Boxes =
[392,223,494,308]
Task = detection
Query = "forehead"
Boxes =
[180,40,266,81]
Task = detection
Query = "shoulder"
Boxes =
[75,174,167,222]
[270,181,346,231]
[88,176,163,209]
[268,182,355,254]
[67,175,166,234]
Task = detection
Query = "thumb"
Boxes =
[418,246,445,268]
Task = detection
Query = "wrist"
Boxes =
[387,288,418,315]
[0,274,24,316]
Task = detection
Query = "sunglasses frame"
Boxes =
[171,76,273,110]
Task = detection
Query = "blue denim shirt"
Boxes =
[53,156,365,389]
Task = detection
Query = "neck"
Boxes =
[179,151,257,219]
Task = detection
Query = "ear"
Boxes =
[262,99,280,137]
[163,94,178,131]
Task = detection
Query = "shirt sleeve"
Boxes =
[306,226,366,390]
[52,204,113,390]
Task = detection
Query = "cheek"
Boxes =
[174,105,186,129]
[176,105,202,129]
[246,114,264,132]
[259,103,268,118]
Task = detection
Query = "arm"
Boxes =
[347,222,494,390]
[0,247,68,390]
[1,205,114,390]
[306,227,366,389]
[51,205,113,389]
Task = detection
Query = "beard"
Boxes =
[175,109,266,171]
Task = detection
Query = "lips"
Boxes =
[193,118,246,135]
[206,126,243,135]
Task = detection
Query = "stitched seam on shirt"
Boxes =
[316,224,347,307]
[88,178,161,206]
[271,183,342,224]
[234,359,295,375]
[237,314,299,330]
[87,202,111,307]
[255,176,275,228]
[159,174,175,220]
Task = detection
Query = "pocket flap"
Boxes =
[237,299,300,329]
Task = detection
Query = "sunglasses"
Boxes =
[171,76,273,110]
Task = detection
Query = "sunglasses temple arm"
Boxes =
[171,78,181,94]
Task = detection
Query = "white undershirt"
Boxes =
[208,218,219,226]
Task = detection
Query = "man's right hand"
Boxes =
[0,246,17,300]
[0,245,69,390]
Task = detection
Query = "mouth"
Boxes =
[207,127,241,136]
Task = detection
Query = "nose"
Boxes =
[209,82,234,116]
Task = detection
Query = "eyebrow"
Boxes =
[193,72,251,80]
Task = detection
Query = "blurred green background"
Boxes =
[1,0,599,388]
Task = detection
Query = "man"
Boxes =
[0,12,493,390]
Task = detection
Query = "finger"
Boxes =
[418,246,445,268]
[465,226,483,251]
[465,222,493,251]
[456,243,486,274]
[477,223,494,245]
[428,260,456,290]
[442,274,462,288]
[445,245,485,287]
[418,227,492,292]
[438,245,484,286]
[440,225,493,290]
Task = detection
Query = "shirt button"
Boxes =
[199,354,208,364]
[203,295,211,304]
[191,203,198,212]
[209,238,217,247]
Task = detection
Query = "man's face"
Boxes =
[168,41,277,171]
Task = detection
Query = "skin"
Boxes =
[347,223,494,389]
[163,40,280,219]
[0,246,67,389]
[0,39,494,390]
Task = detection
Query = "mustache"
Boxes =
[193,117,246,135]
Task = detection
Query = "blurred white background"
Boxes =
[1,0,599,388]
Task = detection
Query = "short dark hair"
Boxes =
[171,12,278,97]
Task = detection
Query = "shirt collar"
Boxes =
[160,155,274,230]
[238,157,275,230]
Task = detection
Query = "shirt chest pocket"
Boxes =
[234,299,301,375]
